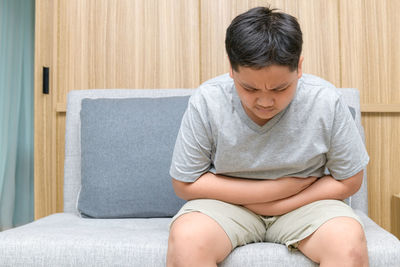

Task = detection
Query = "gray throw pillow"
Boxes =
[78,96,189,218]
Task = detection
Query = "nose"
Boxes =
[256,93,274,107]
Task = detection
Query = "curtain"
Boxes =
[0,0,34,231]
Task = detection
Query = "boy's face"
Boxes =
[229,58,303,126]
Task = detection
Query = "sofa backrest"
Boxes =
[338,88,368,213]
[64,88,368,215]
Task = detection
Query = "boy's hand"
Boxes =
[243,178,320,216]
[274,176,317,199]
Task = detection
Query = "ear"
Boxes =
[297,56,304,79]
[229,63,234,78]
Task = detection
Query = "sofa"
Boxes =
[0,86,399,266]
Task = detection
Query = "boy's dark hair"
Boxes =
[225,7,303,72]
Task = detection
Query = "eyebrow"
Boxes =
[239,81,290,91]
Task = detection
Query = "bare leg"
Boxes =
[298,217,369,267]
[167,212,232,267]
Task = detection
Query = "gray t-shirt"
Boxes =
[170,73,369,182]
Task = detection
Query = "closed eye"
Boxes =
[273,86,289,92]
[243,87,258,92]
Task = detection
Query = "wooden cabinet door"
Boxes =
[34,0,200,219]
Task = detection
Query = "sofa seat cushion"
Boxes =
[0,211,399,267]
[0,213,171,267]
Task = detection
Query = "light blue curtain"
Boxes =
[0,0,35,231]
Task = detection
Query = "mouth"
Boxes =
[255,106,275,112]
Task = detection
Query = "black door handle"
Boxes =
[43,67,49,94]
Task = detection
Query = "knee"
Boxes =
[167,213,218,266]
[299,217,369,266]
[168,219,202,257]
[328,218,368,265]
[342,225,368,264]
[169,220,206,251]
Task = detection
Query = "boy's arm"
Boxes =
[172,172,317,205]
[243,170,363,216]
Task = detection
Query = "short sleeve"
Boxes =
[169,95,213,182]
[325,96,369,180]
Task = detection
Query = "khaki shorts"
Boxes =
[170,199,363,251]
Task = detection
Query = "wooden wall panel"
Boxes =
[34,0,58,219]
[340,0,400,103]
[35,0,200,218]
[55,114,66,213]
[56,0,200,108]
[200,0,341,85]
[393,193,400,238]
[340,0,400,235]
[362,114,400,233]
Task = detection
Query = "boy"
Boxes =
[167,6,369,267]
